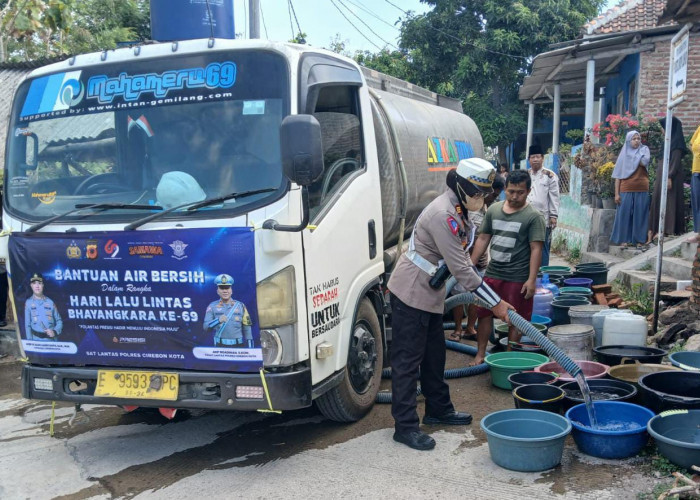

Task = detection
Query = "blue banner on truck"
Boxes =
[8,227,262,372]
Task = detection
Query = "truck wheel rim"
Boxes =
[348,321,377,394]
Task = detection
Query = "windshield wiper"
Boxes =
[125,188,277,231]
[27,203,162,233]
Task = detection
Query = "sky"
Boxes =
[233,0,620,55]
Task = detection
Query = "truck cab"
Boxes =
[5,38,482,421]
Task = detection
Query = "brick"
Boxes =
[592,284,612,294]
[608,297,622,308]
[594,292,608,305]
[618,301,632,309]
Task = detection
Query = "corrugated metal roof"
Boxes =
[519,24,681,102]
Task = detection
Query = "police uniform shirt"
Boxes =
[388,189,483,314]
[203,299,252,344]
[25,296,63,340]
[527,167,560,223]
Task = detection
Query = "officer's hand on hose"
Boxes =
[491,300,515,325]
[521,279,536,300]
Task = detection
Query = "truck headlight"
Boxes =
[260,329,283,365]
[256,266,296,327]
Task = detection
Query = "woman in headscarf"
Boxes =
[648,116,688,242]
[610,130,651,248]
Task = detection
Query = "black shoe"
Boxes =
[393,430,436,450]
[423,410,473,426]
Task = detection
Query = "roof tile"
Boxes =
[583,0,675,35]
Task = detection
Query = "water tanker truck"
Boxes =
[3,39,484,421]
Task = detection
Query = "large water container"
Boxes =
[541,274,560,297]
[592,309,632,347]
[602,313,648,347]
[532,278,554,319]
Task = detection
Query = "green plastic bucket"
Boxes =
[560,286,594,297]
[540,266,571,273]
[485,352,550,390]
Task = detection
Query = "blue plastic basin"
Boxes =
[480,409,571,472]
[669,351,700,372]
[531,314,552,326]
[648,410,700,471]
[566,401,654,459]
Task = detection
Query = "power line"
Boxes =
[328,0,383,52]
[345,0,401,32]
[381,0,529,61]
[336,0,398,49]
[289,0,303,35]
[286,0,295,39]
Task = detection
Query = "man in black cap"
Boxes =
[526,144,559,266]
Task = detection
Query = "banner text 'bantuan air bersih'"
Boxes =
[9,227,262,372]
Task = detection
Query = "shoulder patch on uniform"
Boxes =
[447,216,459,235]
[544,168,554,178]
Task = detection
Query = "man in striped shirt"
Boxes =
[469,170,545,365]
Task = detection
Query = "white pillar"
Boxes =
[598,86,606,123]
[526,101,535,165]
[584,57,596,137]
[552,83,561,154]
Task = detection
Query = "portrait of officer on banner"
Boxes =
[202,273,254,348]
[24,273,63,341]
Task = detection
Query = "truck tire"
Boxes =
[316,297,383,422]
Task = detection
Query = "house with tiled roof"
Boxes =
[519,0,700,158]
[517,0,699,258]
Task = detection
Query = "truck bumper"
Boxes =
[22,364,312,411]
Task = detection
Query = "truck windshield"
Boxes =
[5,50,288,223]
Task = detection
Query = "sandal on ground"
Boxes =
[447,332,461,342]
[460,333,477,341]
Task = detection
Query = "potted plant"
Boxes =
[596,161,616,209]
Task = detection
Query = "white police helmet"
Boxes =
[456,158,496,194]
[156,171,206,209]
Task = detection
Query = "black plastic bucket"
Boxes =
[512,384,565,413]
[560,378,638,410]
[573,267,608,286]
[638,371,700,413]
[593,345,667,366]
[552,297,590,325]
[508,371,559,389]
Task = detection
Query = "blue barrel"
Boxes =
[151,0,236,41]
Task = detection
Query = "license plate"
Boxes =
[95,370,179,401]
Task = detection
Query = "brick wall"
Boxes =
[638,32,700,134]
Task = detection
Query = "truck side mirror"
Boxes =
[263,115,323,232]
[279,114,323,186]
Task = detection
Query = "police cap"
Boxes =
[215,274,234,287]
[30,273,43,283]
[456,158,496,194]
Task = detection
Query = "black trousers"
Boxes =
[390,293,453,433]
[0,271,7,322]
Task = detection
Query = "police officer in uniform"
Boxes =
[387,158,514,451]
[203,274,254,347]
[24,273,63,341]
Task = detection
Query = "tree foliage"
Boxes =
[0,0,149,62]
[359,0,606,154]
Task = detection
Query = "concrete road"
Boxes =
[0,353,663,500]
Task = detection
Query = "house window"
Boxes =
[628,79,637,115]
[616,90,624,114]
